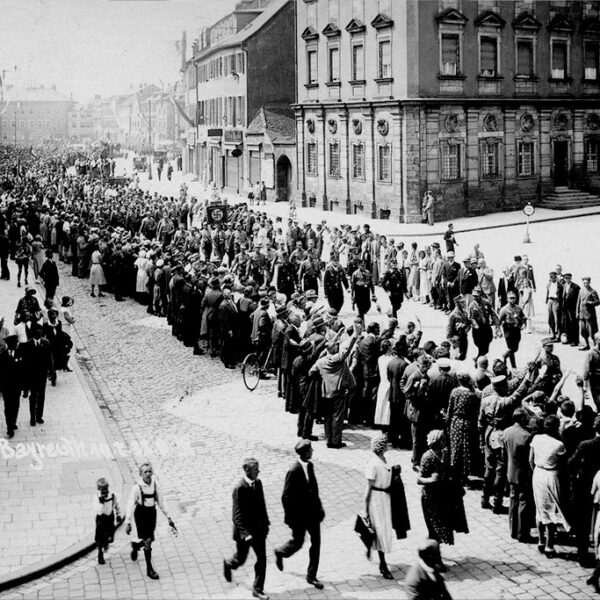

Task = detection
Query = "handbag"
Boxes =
[354,514,375,558]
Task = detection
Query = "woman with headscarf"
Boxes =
[364,435,395,579]
[529,415,570,557]
[134,249,151,304]
[447,372,482,485]
[417,430,468,557]
[125,462,176,580]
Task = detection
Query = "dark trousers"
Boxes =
[411,421,429,466]
[45,285,57,301]
[29,383,47,422]
[483,445,506,506]
[509,482,533,540]
[226,536,267,593]
[573,488,594,555]
[277,523,320,579]
[2,390,20,431]
[297,404,314,439]
[220,337,236,367]
[326,291,344,313]
[0,256,9,279]
[456,333,468,361]
[17,260,29,283]
[323,392,345,445]
[389,294,402,319]
[547,299,560,337]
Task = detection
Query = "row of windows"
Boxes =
[8,107,65,115]
[307,39,390,84]
[2,120,63,129]
[441,34,600,82]
[197,96,246,128]
[306,142,392,183]
[305,0,391,30]
[305,139,600,182]
[194,52,245,85]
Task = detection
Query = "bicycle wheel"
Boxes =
[242,353,261,391]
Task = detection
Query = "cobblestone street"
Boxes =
[2,254,598,599]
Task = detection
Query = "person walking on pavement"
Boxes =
[22,324,55,426]
[381,258,407,319]
[446,295,471,360]
[275,440,325,590]
[94,477,123,565]
[223,458,270,600]
[545,271,563,341]
[422,190,435,226]
[15,233,32,288]
[498,290,527,369]
[0,228,10,280]
[560,273,580,346]
[125,462,176,580]
[0,334,24,437]
[443,223,457,253]
[39,249,59,302]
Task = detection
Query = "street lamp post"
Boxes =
[147,98,153,180]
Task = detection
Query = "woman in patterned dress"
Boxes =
[447,372,481,485]
[417,430,469,550]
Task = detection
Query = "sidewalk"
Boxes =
[128,160,600,238]
[0,270,128,589]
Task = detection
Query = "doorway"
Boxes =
[553,140,569,186]
[276,155,292,203]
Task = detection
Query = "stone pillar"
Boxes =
[573,109,585,188]
[539,109,552,193]
[402,103,422,223]
[295,109,307,205]
[363,109,375,218]
[391,110,403,222]
[504,107,517,207]
[317,109,328,210]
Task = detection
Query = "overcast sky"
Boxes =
[0,0,237,102]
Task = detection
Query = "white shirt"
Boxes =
[548,281,558,299]
[297,457,310,481]
[93,492,121,517]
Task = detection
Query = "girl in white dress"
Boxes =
[365,435,394,579]
[374,340,393,427]
[519,278,535,333]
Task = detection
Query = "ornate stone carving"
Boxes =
[377,119,389,136]
[483,113,498,132]
[352,119,363,135]
[520,113,535,132]
[587,113,600,131]
[306,119,315,134]
[444,114,459,133]
[553,112,569,131]
[327,119,338,134]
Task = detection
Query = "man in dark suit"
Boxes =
[502,408,533,542]
[218,288,240,368]
[22,325,55,426]
[560,273,580,346]
[568,415,600,566]
[0,335,25,437]
[405,539,452,600]
[39,249,60,302]
[223,458,270,600]
[274,440,325,589]
[497,267,516,310]
[545,271,563,341]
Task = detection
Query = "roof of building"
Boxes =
[194,0,289,60]
[6,86,72,103]
[246,105,295,143]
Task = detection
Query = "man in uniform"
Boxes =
[446,295,471,360]
[351,259,376,319]
[323,252,348,313]
[498,290,527,369]
[442,251,460,313]
[380,258,407,319]
[561,273,580,346]
[468,287,499,363]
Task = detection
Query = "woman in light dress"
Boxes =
[31,235,45,283]
[519,278,535,333]
[379,236,388,278]
[407,242,419,300]
[529,415,570,557]
[89,247,106,297]
[364,435,394,579]
[59,296,76,337]
[374,340,394,428]
[134,250,151,304]
[338,239,350,272]
[418,249,431,303]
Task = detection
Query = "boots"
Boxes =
[144,549,159,579]
[130,541,141,561]
[98,548,105,565]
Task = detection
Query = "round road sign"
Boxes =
[522,203,535,217]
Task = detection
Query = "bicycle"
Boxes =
[242,346,273,391]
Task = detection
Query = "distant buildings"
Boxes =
[294,0,600,222]
[182,0,296,201]
[0,86,72,146]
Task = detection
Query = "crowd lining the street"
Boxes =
[2,145,600,599]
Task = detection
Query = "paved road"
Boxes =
[2,246,597,598]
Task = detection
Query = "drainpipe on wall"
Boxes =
[370,103,377,219]
[321,104,328,210]
[300,105,306,206]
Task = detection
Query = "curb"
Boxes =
[0,280,133,594]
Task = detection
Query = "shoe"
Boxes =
[306,577,324,590]
[379,566,394,580]
[327,442,347,448]
[544,548,556,558]
[481,499,492,510]
[307,435,319,441]
[223,560,232,583]
[30,419,36,427]
[64,367,73,372]
[7,430,14,439]
[147,569,159,580]
[130,543,139,561]
[274,550,283,572]
[579,346,590,351]
[36,418,44,424]
[90,292,95,297]
[518,535,535,544]
[17,282,21,288]
[537,544,545,554]
[13,425,17,430]
[252,591,269,600]
[492,505,508,515]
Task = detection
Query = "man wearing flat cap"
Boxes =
[275,440,325,590]
[560,273,580,346]
[545,271,563,342]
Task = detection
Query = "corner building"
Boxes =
[294,0,600,222]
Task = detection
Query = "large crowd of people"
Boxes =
[2,144,600,597]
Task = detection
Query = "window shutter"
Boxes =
[442,36,458,65]
[480,38,497,72]
[552,42,566,70]
[517,41,533,75]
